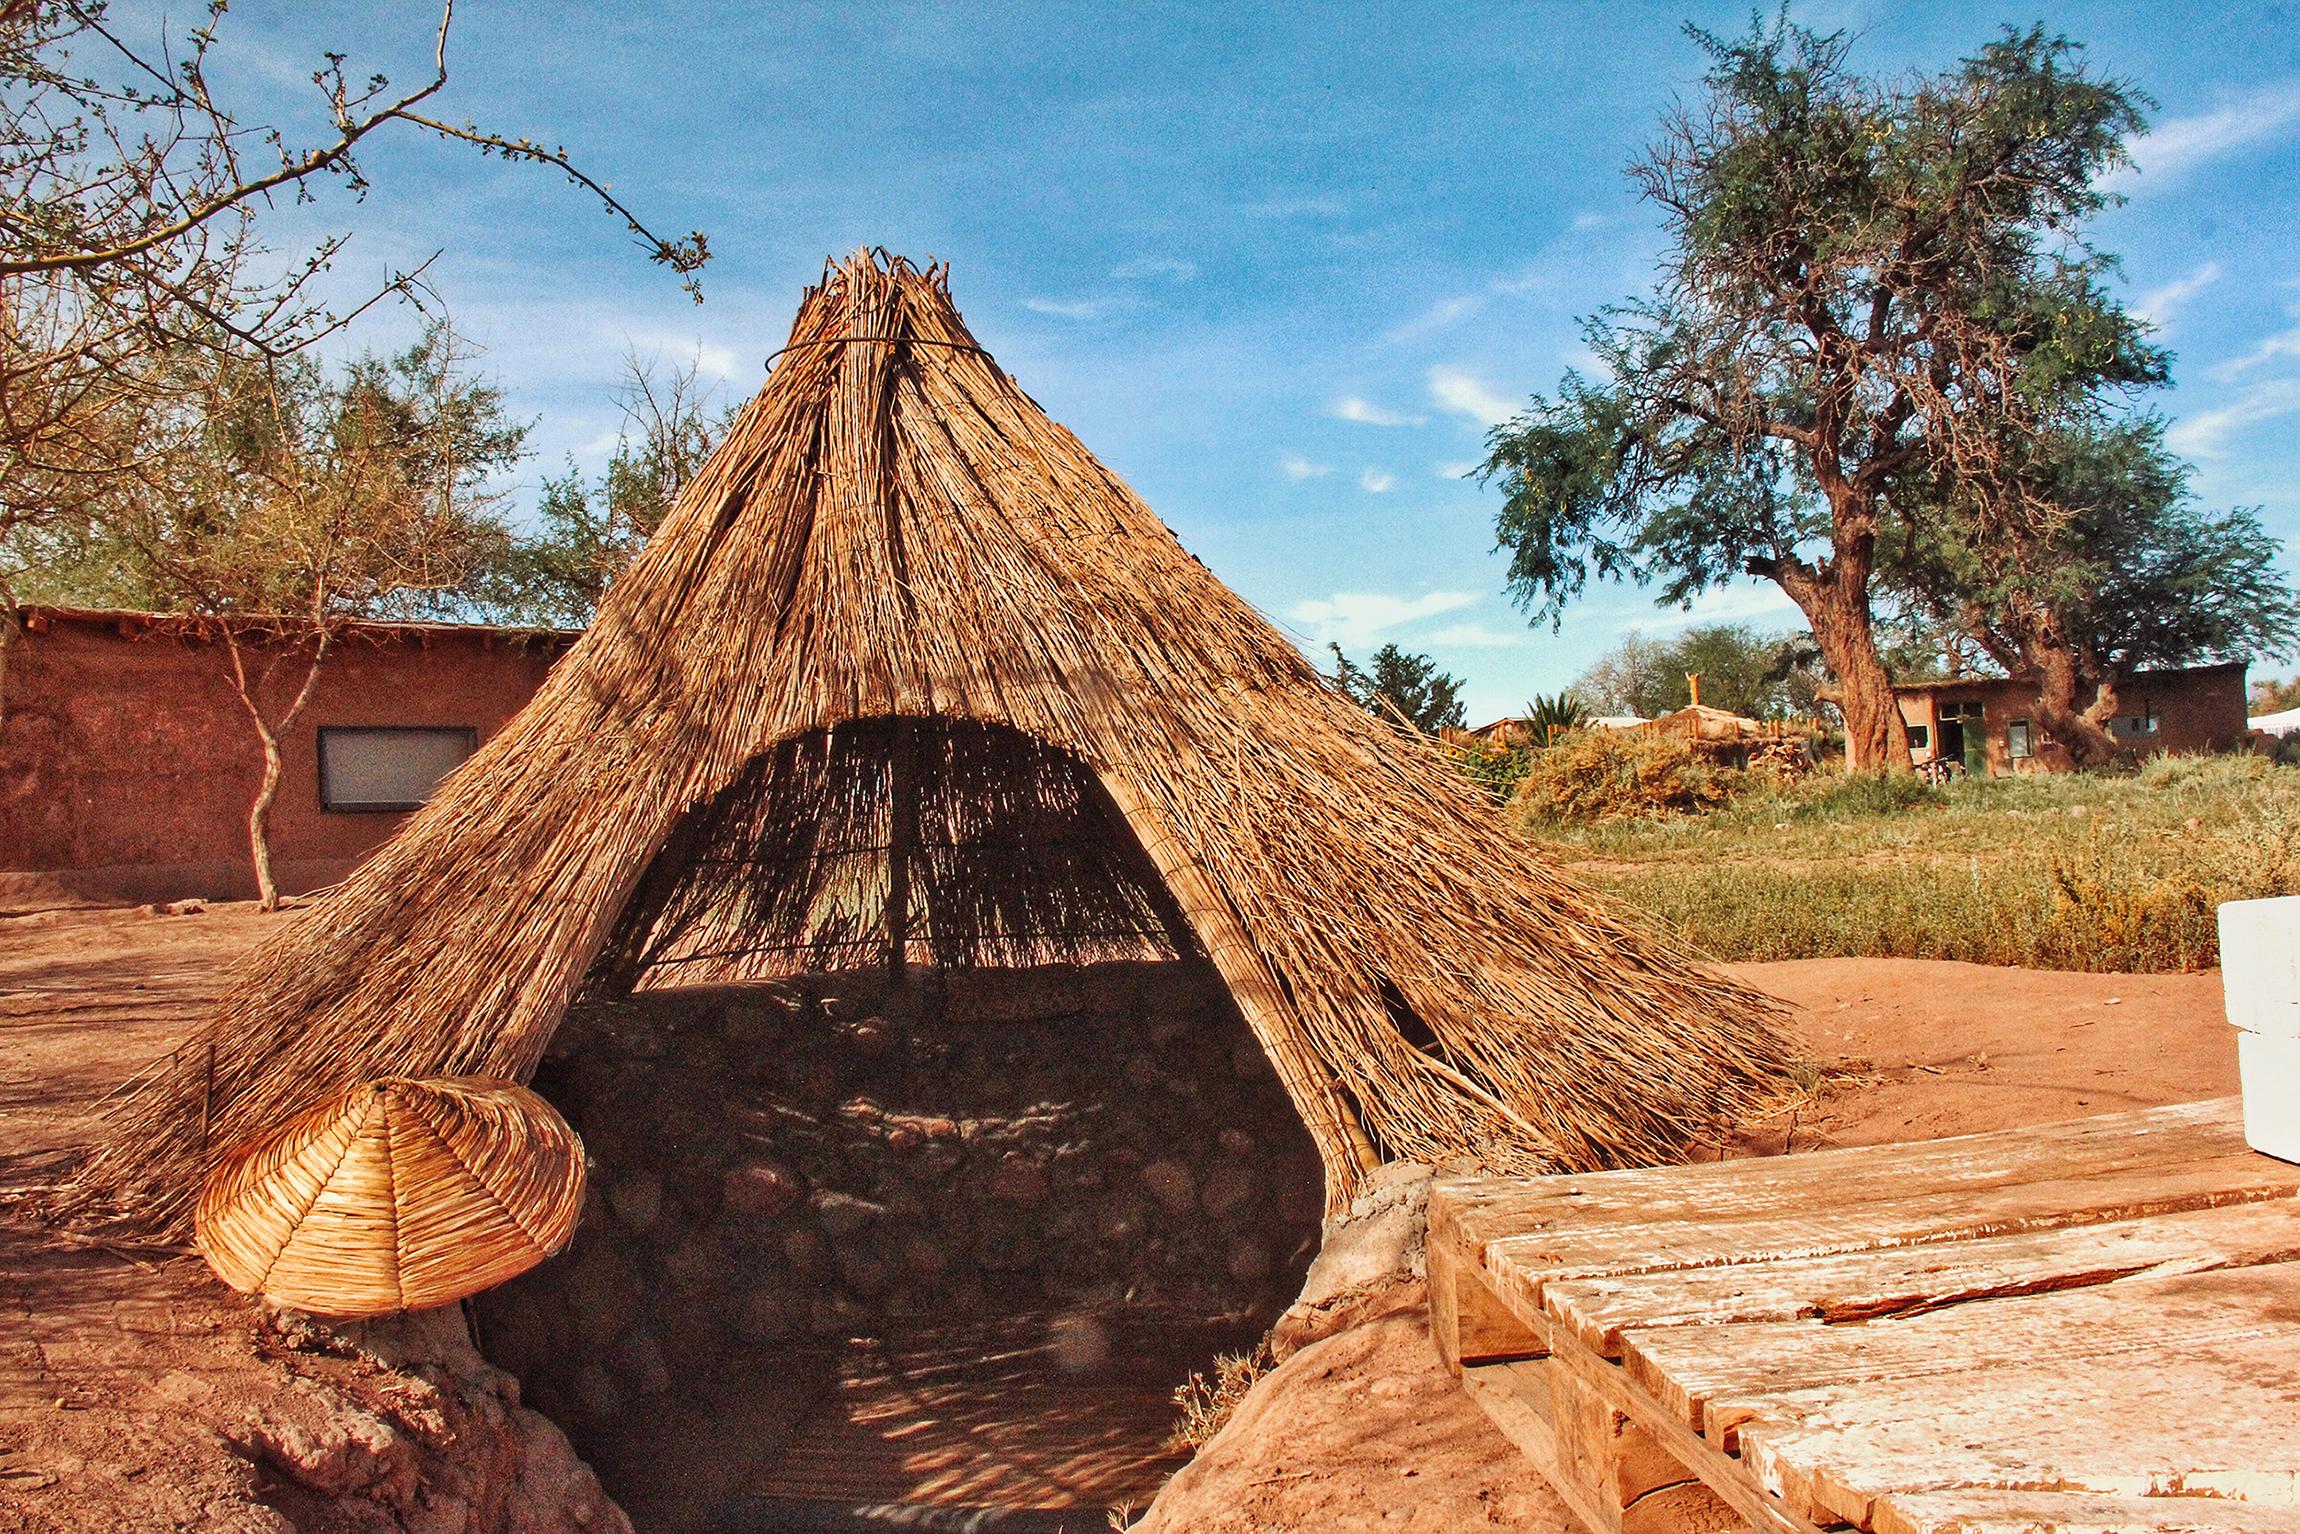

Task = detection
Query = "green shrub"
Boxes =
[1456,742,1536,802]
[1777,769,1946,820]
[1513,729,1738,824]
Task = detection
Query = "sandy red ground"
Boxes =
[0,903,2245,1530]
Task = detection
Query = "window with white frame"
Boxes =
[317,726,478,812]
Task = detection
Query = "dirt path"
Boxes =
[0,905,2251,1530]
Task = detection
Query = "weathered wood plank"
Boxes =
[1429,1226,1546,1373]
[1699,1279,2300,1526]
[1545,1198,2300,1360]
[1622,1260,2300,1443]
[1870,1487,2300,1534]
[1482,1152,2300,1328]
[1433,1098,2241,1255]
[1461,1359,1621,1534]
[1540,1317,1836,1534]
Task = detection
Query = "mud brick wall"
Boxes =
[473,960,1327,1465]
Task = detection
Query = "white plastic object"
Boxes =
[2217,897,2300,1037]
[2236,1032,2300,1163]
[2219,896,2300,1163]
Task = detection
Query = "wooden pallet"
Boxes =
[1428,1098,2300,1534]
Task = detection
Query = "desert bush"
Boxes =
[1456,742,1536,802]
[1554,755,2300,972]
[1165,1341,1274,1453]
[1512,729,1738,824]
[2139,751,2271,790]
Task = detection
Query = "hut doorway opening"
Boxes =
[471,718,1329,1530]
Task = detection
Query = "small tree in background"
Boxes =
[35,324,527,906]
[1329,642,1467,733]
[1574,624,1814,721]
[481,355,734,626]
[1482,15,2161,772]
[1,0,707,713]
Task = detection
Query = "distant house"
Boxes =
[1891,660,2247,776]
[2,606,575,906]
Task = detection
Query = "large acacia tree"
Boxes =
[1482,17,2163,770]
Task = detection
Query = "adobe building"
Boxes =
[1894,660,2248,777]
[1,605,573,907]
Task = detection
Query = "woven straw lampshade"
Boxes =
[196,1076,585,1317]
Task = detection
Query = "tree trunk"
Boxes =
[1798,577,1912,773]
[2018,614,2118,771]
[224,624,333,912]
[248,723,285,911]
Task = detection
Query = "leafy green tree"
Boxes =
[1482,15,2161,772]
[1573,624,1812,721]
[1330,642,1467,733]
[2252,677,2300,717]
[481,356,732,626]
[1883,420,2300,765]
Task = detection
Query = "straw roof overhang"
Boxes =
[75,251,1796,1235]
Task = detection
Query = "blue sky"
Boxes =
[197,0,2300,721]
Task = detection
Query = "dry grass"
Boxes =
[70,252,1797,1242]
[1544,755,2300,971]
[1163,1340,1275,1454]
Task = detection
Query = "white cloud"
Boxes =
[1382,293,1487,344]
[1427,365,1515,428]
[1426,622,1524,648]
[1360,467,1397,493]
[1280,453,1332,480]
[1640,583,1804,629]
[1112,257,1197,281]
[1331,396,1425,427]
[2105,83,2300,194]
[1023,297,1100,318]
[1568,210,1614,233]
[622,332,740,380]
[1434,459,1481,479]
[1285,590,1478,649]
[2166,378,2300,457]
[2209,324,2300,381]
[2131,262,2222,329]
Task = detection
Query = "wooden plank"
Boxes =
[1540,1317,1834,1534]
[1621,1260,2300,1444]
[1483,1152,2300,1328]
[1668,1267,2300,1526]
[1545,1198,2300,1360]
[1462,1360,1620,1534]
[1429,1226,1545,1373]
[1433,1098,2242,1254]
[1870,1488,2300,1534]
[1736,1333,2300,1528]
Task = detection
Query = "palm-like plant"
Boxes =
[1524,690,1589,745]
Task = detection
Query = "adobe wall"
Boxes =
[1898,664,2248,776]
[0,616,564,905]
[472,959,1328,1514]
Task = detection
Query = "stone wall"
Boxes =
[472,959,1328,1518]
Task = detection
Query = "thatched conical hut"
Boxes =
[79,251,1792,1243]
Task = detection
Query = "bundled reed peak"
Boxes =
[74,250,1798,1238]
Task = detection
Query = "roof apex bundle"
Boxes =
[78,251,1794,1235]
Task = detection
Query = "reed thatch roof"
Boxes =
[77,251,1794,1236]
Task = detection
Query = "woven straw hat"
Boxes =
[196,1076,585,1317]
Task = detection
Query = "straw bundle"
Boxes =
[196,1077,585,1317]
[76,251,1799,1237]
